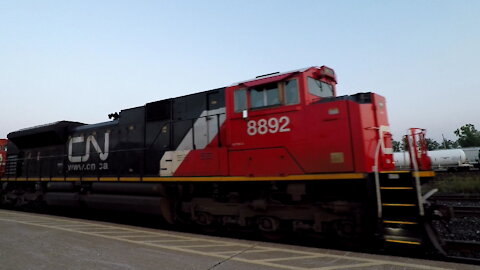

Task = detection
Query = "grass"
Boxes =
[424,173,480,194]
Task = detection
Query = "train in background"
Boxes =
[462,147,480,168]
[0,66,445,253]
[394,148,480,172]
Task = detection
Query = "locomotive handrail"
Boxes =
[367,125,391,218]
[366,126,383,218]
[406,129,425,216]
[373,137,382,218]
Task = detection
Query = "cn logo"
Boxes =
[68,132,110,163]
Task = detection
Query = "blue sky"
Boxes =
[1,1,479,142]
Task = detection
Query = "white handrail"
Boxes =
[374,138,383,218]
[407,131,425,216]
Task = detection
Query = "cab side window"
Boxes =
[284,79,299,105]
[233,79,299,112]
[234,89,247,112]
[250,88,264,108]
[250,83,280,109]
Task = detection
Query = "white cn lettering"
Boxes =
[68,132,110,163]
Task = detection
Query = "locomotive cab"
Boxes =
[225,66,395,176]
[227,66,337,119]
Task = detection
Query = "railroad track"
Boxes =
[431,194,480,202]
[443,239,480,263]
[435,170,480,177]
[430,194,480,263]
[430,194,480,213]
[450,205,480,216]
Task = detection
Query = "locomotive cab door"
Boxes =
[226,78,305,176]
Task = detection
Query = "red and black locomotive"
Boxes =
[1,66,438,249]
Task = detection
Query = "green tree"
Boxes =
[425,138,440,150]
[392,140,401,152]
[440,139,459,149]
[392,137,410,152]
[454,124,480,147]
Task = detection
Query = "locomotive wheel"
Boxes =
[258,217,286,241]
[193,212,219,234]
[333,220,356,239]
[257,216,280,232]
[194,212,214,226]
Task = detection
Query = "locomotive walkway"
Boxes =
[0,210,474,270]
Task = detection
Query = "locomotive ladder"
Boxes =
[377,171,426,247]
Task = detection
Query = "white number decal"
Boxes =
[247,120,257,136]
[246,116,291,136]
[257,119,268,135]
[268,118,279,133]
[279,116,291,132]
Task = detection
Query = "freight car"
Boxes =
[0,66,441,251]
[462,147,480,169]
[394,149,473,172]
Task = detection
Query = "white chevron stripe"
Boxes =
[159,107,226,176]
[176,107,226,150]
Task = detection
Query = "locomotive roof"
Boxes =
[229,66,318,86]
[11,121,85,134]
[74,120,119,131]
[8,121,86,149]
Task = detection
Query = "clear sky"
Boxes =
[1,1,479,142]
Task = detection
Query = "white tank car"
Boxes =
[462,147,480,164]
[394,149,471,171]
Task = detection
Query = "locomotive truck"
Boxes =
[0,66,442,251]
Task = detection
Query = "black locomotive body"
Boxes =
[6,88,225,179]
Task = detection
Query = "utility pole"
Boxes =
[442,134,448,149]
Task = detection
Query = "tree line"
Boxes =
[393,124,480,152]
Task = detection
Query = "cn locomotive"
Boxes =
[0,66,440,250]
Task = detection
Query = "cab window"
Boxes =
[284,79,299,105]
[233,79,299,112]
[308,77,333,98]
[234,89,247,112]
[250,83,280,109]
